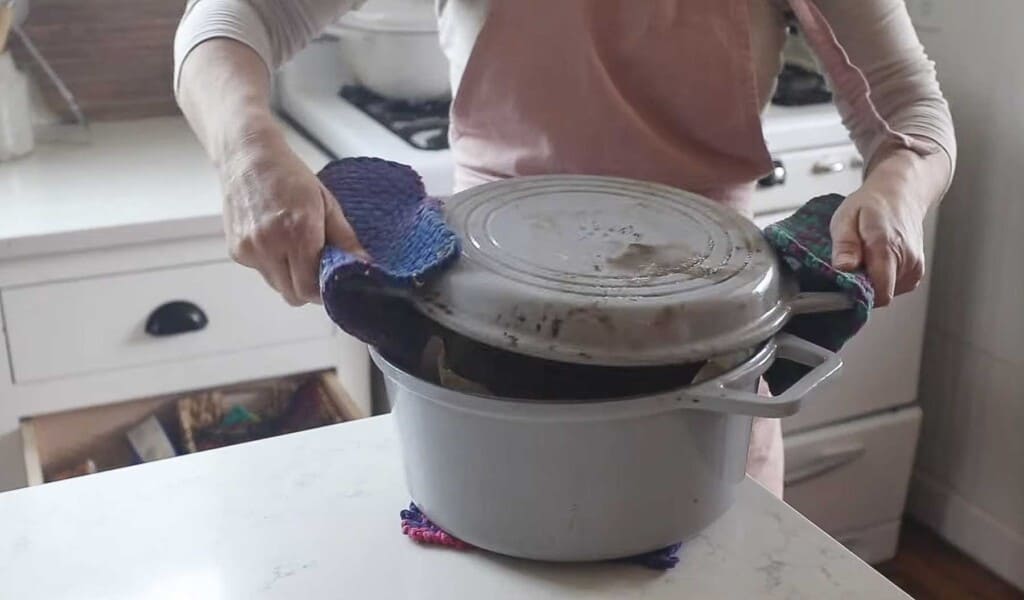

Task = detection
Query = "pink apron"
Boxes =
[448,0,922,498]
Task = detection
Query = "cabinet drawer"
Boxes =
[783,406,921,535]
[753,144,863,215]
[21,392,179,486]
[2,262,332,383]
[20,371,365,486]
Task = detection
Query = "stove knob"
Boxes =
[757,160,787,188]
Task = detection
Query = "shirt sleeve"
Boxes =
[800,0,956,185]
[173,0,365,93]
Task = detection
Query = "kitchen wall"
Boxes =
[9,0,182,121]
[907,0,1024,591]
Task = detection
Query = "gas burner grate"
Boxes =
[771,63,833,106]
[339,85,451,151]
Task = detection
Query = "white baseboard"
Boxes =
[908,470,1024,592]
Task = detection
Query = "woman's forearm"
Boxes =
[174,0,357,165]
[175,36,365,306]
[176,39,284,168]
[811,0,956,195]
[865,144,952,216]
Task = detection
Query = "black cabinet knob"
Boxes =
[145,301,208,337]
[757,160,787,188]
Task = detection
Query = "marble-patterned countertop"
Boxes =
[0,416,907,599]
[0,117,329,260]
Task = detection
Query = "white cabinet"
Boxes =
[0,243,372,492]
[752,162,938,432]
[834,521,903,566]
[753,140,933,564]
[4,262,331,383]
[784,406,922,563]
[0,118,371,492]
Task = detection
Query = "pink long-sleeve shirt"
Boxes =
[174,0,955,498]
[174,0,956,189]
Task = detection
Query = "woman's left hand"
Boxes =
[829,149,933,307]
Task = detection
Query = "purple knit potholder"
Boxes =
[400,503,683,570]
[318,157,460,365]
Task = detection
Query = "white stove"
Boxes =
[277,38,456,196]
[276,35,855,204]
[276,34,928,565]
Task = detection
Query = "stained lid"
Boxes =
[414,175,793,366]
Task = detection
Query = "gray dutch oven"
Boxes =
[371,175,850,561]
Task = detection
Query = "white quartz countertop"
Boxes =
[0,415,907,599]
[0,117,330,260]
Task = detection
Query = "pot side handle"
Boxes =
[687,334,842,418]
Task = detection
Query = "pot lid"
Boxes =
[414,175,794,367]
[332,0,438,33]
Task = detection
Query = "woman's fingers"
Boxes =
[262,254,305,307]
[322,186,369,260]
[290,237,325,304]
[830,205,864,271]
[864,243,898,307]
[830,190,927,308]
[894,256,925,295]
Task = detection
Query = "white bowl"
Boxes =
[331,22,451,101]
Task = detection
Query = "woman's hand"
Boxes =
[829,175,926,307]
[829,148,945,307]
[176,40,365,306]
[220,127,366,306]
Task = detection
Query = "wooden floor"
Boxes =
[876,520,1023,599]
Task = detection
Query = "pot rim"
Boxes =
[374,331,841,418]
[371,338,777,420]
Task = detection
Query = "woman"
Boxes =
[173,0,955,497]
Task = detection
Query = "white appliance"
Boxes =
[277,38,454,196]
[276,34,934,564]
[760,109,935,564]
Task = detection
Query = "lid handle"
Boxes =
[787,291,854,315]
[685,334,841,417]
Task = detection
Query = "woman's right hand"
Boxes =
[175,39,365,305]
[219,126,366,306]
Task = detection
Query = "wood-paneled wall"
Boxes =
[10,0,184,121]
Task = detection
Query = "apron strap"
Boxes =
[787,0,941,167]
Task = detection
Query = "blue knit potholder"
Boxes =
[318,158,460,364]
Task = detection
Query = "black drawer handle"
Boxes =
[145,301,208,337]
